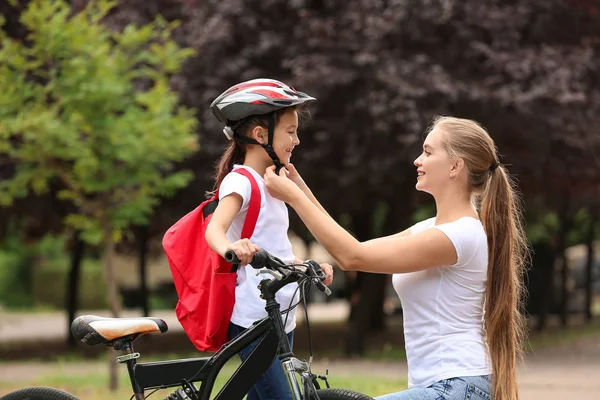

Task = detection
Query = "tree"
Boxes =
[0,0,198,389]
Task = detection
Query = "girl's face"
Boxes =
[413,128,455,195]
[271,108,300,165]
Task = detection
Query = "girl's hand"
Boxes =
[264,165,304,204]
[320,263,334,286]
[225,239,259,266]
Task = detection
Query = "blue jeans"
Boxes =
[375,375,491,400]
[228,323,294,400]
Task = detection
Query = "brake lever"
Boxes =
[313,278,332,296]
[256,268,284,281]
[304,260,332,296]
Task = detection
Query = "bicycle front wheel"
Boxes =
[314,388,374,400]
[1,387,80,400]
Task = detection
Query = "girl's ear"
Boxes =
[251,126,266,144]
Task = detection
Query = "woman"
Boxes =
[264,116,528,400]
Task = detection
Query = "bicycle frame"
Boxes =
[121,276,307,400]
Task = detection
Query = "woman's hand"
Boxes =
[264,165,305,204]
[225,238,259,266]
[320,263,334,286]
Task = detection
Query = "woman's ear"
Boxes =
[251,126,266,144]
[449,158,465,178]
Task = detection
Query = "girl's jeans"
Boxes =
[228,322,295,400]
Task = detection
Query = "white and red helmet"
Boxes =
[210,78,316,123]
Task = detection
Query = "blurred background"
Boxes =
[0,0,599,399]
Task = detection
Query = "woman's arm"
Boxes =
[265,167,455,273]
[364,228,412,244]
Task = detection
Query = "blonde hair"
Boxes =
[431,116,529,400]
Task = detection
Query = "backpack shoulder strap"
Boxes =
[232,168,261,239]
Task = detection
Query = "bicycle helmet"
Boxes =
[210,78,316,171]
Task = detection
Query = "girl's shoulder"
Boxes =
[219,166,267,204]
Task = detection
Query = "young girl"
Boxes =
[205,78,333,400]
[265,116,529,400]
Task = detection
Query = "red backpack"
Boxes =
[162,168,261,352]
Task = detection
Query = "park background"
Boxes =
[1,0,600,399]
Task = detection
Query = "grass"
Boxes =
[0,358,407,399]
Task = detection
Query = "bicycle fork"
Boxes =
[282,357,320,400]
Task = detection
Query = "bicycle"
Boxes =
[3,248,373,400]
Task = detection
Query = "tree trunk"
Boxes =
[558,205,572,327]
[345,209,370,356]
[368,274,387,330]
[103,231,120,391]
[584,208,597,322]
[66,233,85,347]
[345,272,386,355]
[139,226,150,317]
[343,180,415,355]
[344,207,387,355]
[535,242,557,332]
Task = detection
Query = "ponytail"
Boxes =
[481,165,528,400]
[210,141,245,195]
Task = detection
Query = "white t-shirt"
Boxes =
[219,164,299,333]
[392,217,492,388]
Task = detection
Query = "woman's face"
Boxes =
[413,127,455,195]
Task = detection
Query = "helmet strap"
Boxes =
[262,113,284,173]
[232,114,284,172]
[233,134,259,146]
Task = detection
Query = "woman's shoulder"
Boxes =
[439,216,485,238]
[435,217,486,267]
[412,217,437,234]
[452,216,483,226]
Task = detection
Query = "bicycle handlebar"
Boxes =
[224,249,331,295]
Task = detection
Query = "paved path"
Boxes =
[1,304,599,399]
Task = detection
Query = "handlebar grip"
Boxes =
[224,249,271,268]
[224,250,241,264]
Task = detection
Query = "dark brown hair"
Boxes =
[432,116,529,400]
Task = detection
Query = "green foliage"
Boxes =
[0,233,60,307]
[412,203,436,224]
[0,235,35,308]
[0,0,198,245]
[525,207,599,246]
[32,257,108,309]
[0,231,108,309]
[567,208,598,246]
[526,211,560,244]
